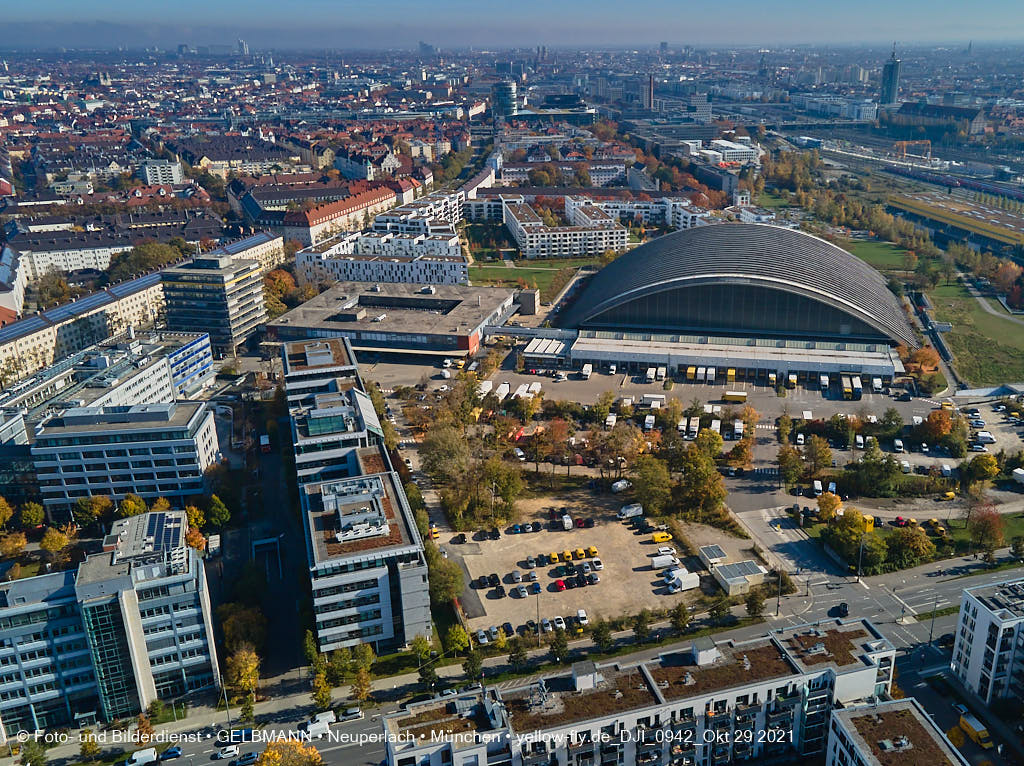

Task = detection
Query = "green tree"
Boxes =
[817,492,843,522]
[886,527,935,569]
[417,663,439,692]
[0,531,26,558]
[425,543,465,605]
[592,620,614,653]
[670,602,691,634]
[968,508,1005,553]
[694,428,724,460]
[445,624,470,655]
[18,502,44,529]
[777,414,792,444]
[420,425,472,482]
[239,697,254,723]
[353,643,375,672]
[549,628,569,663]
[709,598,731,625]
[327,648,352,686]
[968,454,999,486]
[632,610,652,643]
[1010,536,1024,560]
[74,495,113,527]
[302,630,319,666]
[410,635,432,664]
[631,456,672,516]
[508,638,529,671]
[462,649,483,680]
[803,435,832,476]
[745,590,765,617]
[20,739,46,766]
[777,445,804,486]
[207,494,231,527]
[675,445,727,522]
[312,672,333,710]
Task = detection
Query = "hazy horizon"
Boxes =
[3,0,1024,50]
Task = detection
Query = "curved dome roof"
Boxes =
[559,223,915,345]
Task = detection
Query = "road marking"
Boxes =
[859,580,870,590]
[888,588,919,616]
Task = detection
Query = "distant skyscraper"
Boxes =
[418,41,436,57]
[880,44,901,104]
[492,81,518,121]
[237,38,249,56]
[659,41,668,55]
[642,74,655,110]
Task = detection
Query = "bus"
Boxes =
[723,391,747,403]
[841,376,853,400]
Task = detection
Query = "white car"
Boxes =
[795,433,805,445]
[215,746,239,760]
[970,444,989,452]
[553,615,566,631]
[592,558,603,570]
[476,629,489,645]
[541,618,553,633]
[656,546,677,557]
[577,609,589,626]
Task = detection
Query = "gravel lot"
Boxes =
[453,491,706,634]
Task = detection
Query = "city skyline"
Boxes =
[3,0,1024,49]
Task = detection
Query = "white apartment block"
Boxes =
[297,231,467,286]
[138,159,184,185]
[0,246,28,322]
[31,401,220,514]
[372,190,465,235]
[14,239,135,282]
[0,274,165,386]
[499,160,628,187]
[709,139,760,165]
[385,619,896,766]
[826,698,969,766]
[503,196,628,258]
[951,577,1024,705]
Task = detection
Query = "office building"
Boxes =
[0,331,213,423]
[205,231,286,275]
[31,401,219,514]
[283,339,431,652]
[951,576,1024,705]
[0,510,219,740]
[162,255,266,355]
[0,413,33,504]
[138,160,184,186]
[827,698,969,766]
[268,283,516,358]
[385,619,896,766]
[880,47,902,105]
[492,81,518,120]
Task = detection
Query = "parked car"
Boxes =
[511,570,522,583]
[522,523,534,533]
[215,747,239,760]
[587,573,600,585]
[230,754,259,766]
[487,573,500,587]
[476,629,489,645]
[553,616,566,631]
[541,618,553,633]
[838,602,849,617]
[592,558,604,570]
[555,579,567,592]
[583,517,595,528]
[515,585,528,598]
[530,582,541,594]
[494,585,506,598]
[338,707,363,721]
[160,748,182,761]
[453,533,467,544]
[528,570,539,582]
[526,556,536,569]
[575,518,586,528]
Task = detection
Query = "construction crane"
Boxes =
[893,140,932,159]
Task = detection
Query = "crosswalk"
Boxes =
[755,423,776,431]
[752,467,779,476]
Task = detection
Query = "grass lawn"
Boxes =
[848,240,910,273]
[468,261,590,301]
[757,190,791,209]
[928,282,1024,385]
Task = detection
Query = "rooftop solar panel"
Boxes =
[0,315,48,344]
[44,292,111,322]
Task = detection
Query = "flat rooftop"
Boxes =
[303,448,418,563]
[269,282,514,339]
[503,665,657,731]
[35,401,204,437]
[648,642,797,702]
[891,192,1024,246]
[283,338,354,374]
[966,576,1024,621]
[781,623,872,670]
[386,689,507,753]
[836,699,967,766]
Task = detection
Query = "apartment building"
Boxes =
[31,402,219,514]
[826,698,969,766]
[0,510,219,740]
[205,231,287,275]
[138,159,184,185]
[499,160,628,187]
[504,196,627,258]
[296,231,467,286]
[372,190,465,235]
[385,619,896,766]
[334,147,402,181]
[161,255,266,355]
[951,576,1024,705]
[283,338,431,652]
[708,139,760,165]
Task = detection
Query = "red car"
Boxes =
[575,518,586,528]
[894,516,908,527]
[554,579,567,592]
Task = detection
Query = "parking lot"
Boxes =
[451,491,709,636]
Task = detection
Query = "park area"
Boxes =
[467,257,596,301]
[848,239,910,273]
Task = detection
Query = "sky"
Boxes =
[4,0,1024,49]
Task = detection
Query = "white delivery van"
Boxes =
[617,503,644,520]
[127,750,158,766]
